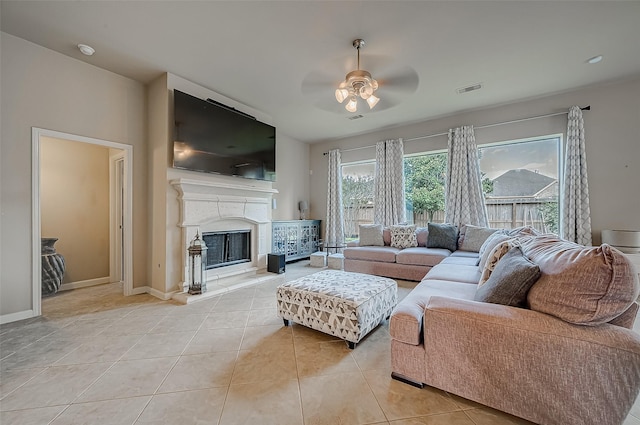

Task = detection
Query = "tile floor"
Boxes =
[1,261,639,425]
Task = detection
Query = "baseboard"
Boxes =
[147,286,177,301]
[59,276,111,291]
[130,286,148,296]
[0,309,36,325]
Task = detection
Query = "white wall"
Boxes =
[272,132,311,221]
[0,32,148,319]
[310,76,640,244]
[41,137,110,284]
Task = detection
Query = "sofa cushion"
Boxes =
[359,224,384,246]
[474,246,541,307]
[390,279,477,346]
[459,224,500,252]
[424,263,481,284]
[390,224,418,249]
[479,238,522,285]
[343,246,400,263]
[427,223,458,251]
[522,235,640,325]
[441,256,479,266]
[396,247,450,267]
[450,251,481,259]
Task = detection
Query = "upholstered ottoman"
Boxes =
[276,270,397,348]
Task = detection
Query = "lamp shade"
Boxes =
[298,201,309,211]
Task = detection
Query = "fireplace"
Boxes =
[203,230,251,269]
[171,177,277,295]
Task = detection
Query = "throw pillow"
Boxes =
[479,238,521,286]
[359,224,384,246]
[390,225,418,249]
[459,225,500,252]
[474,246,541,307]
[478,232,511,269]
[427,223,458,252]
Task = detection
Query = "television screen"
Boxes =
[172,90,276,181]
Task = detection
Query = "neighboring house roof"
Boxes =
[490,169,557,197]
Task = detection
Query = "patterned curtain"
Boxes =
[444,126,488,228]
[325,149,345,247]
[563,106,592,245]
[374,139,406,226]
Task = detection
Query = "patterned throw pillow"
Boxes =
[479,238,522,286]
[474,246,541,307]
[427,223,458,252]
[478,231,511,269]
[390,225,418,249]
[359,224,384,246]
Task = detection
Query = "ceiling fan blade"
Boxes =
[376,66,420,95]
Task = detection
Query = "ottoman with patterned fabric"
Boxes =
[276,270,397,348]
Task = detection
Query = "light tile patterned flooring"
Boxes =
[1,261,639,425]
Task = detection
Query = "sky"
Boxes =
[478,137,560,180]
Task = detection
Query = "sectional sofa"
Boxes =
[344,223,640,425]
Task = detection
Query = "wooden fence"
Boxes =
[344,200,556,238]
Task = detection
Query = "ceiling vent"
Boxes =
[456,83,483,94]
[347,114,364,120]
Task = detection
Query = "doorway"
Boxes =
[32,128,134,316]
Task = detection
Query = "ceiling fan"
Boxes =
[301,38,419,114]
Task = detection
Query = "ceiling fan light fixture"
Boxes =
[335,86,349,103]
[346,96,358,113]
[336,39,379,113]
[366,95,380,109]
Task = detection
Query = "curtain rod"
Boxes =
[322,105,590,155]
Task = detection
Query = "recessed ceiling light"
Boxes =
[77,44,95,56]
[587,55,603,64]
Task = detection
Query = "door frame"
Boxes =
[32,128,134,316]
[110,152,126,286]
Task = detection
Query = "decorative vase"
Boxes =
[41,238,65,295]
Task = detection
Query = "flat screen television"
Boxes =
[172,89,276,182]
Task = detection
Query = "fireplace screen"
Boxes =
[202,230,251,269]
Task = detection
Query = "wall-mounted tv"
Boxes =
[172,89,276,182]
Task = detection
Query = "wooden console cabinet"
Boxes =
[272,220,321,262]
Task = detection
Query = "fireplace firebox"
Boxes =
[202,230,251,269]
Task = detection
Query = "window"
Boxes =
[479,136,561,234]
[404,151,448,226]
[342,162,375,241]
[342,134,561,239]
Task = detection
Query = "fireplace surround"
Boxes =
[171,178,278,298]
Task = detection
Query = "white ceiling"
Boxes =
[2,1,640,143]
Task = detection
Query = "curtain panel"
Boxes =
[325,149,345,246]
[374,138,406,226]
[563,106,592,246]
[444,125,488,229]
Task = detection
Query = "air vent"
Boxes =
[348,114,364,120]
[456,83,483,94]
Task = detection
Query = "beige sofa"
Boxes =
[390,233,640,425]
[344,226,475,281]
